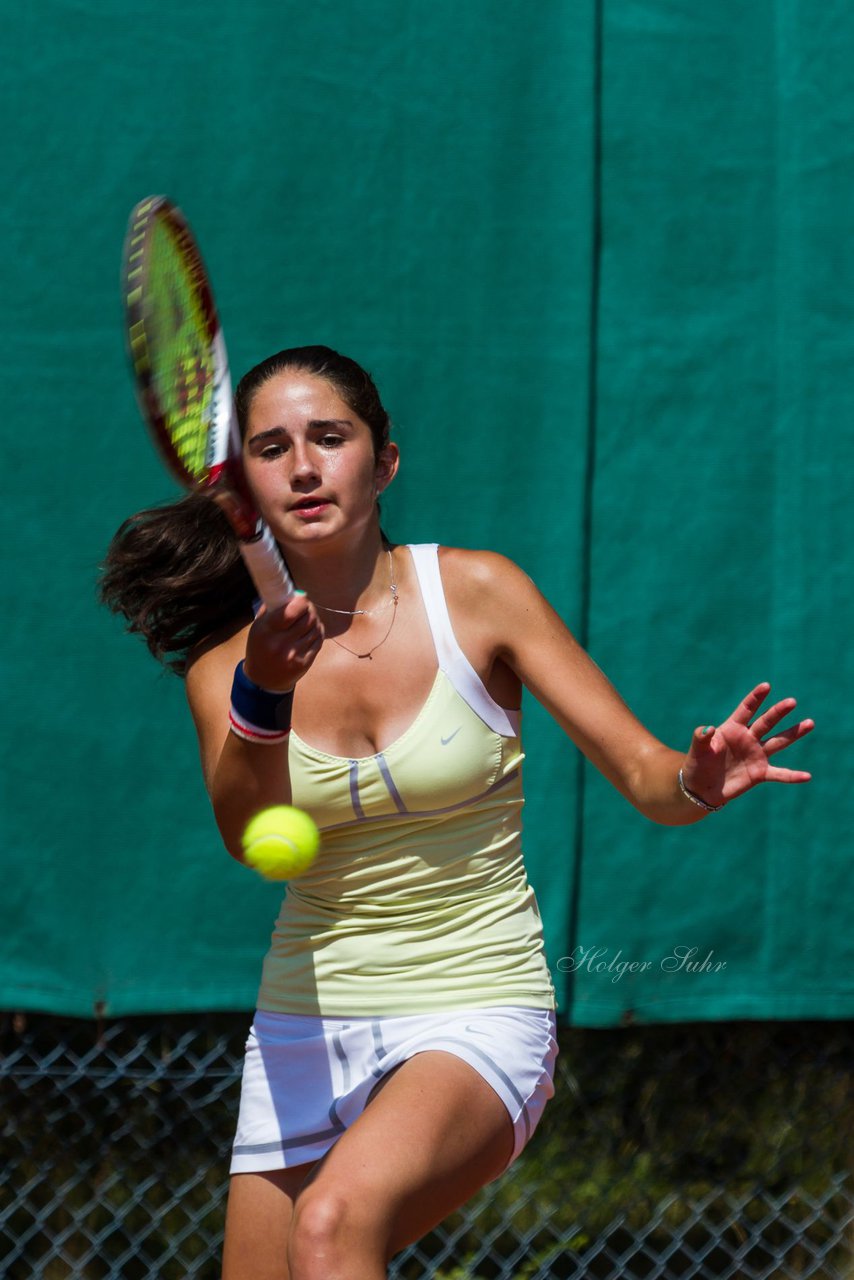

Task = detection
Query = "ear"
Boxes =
[374,442,400,496]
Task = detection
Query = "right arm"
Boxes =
[185,596,324,859]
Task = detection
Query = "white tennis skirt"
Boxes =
[231,1005,558,1176]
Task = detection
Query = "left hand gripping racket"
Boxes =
[122,195,294,609]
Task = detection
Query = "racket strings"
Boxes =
[143,220,215,482]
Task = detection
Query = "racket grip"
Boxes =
[238,524,295,610]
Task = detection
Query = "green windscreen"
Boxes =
[0,0,848,1023]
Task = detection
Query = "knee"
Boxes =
[288,1187,382,1280]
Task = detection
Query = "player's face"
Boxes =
[242,371,396,547]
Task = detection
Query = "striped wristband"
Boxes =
[229,662,294,745]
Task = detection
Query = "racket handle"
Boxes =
[239,523,295,610]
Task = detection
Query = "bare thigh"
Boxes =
[287,1049,515,1275]
[222,1163,315,1280]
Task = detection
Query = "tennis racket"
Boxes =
[121,195,294,609]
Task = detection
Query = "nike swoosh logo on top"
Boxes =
[440,728,462,746]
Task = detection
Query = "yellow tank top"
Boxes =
[256,545,555,1016]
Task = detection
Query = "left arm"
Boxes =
[451,552,813,825]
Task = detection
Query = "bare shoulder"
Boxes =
[185,616,251,709]
[435,545,564,675]
[437,545,536,601]
[438,545,554,626]
[437,540,583,665]
[436,546,660,802]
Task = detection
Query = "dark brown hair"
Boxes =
[235,345,391,456]
[100,346,392,675]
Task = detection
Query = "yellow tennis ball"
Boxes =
[241,806,320,881]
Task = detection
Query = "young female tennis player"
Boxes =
[102,346,812,1280]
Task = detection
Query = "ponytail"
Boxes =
[99,494,255,675]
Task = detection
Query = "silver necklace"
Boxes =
[315,550,397,616]
[326,551,399,660]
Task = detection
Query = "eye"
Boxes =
[255,441,288,460]
[319,433,345,448]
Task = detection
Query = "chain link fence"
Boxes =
[1,1012,851,1279]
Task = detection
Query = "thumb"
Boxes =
[267,590,310,630]
[690,724,716,753]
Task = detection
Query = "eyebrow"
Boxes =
[247,419,354,444]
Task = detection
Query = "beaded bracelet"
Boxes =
[678,768,722,813]
[229,661,294,745]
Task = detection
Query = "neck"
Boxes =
[283,525,392,613]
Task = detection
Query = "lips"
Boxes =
[289,497,331,515]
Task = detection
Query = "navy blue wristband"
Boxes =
[229,662,294,744]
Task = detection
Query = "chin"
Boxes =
[277,519,343,550]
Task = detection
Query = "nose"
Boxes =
[289,440,321,486]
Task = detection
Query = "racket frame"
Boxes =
[122,196,294,607]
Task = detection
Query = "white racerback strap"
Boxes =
[408,544,520,738]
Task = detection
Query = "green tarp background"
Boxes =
[0,1,848,1024]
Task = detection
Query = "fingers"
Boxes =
[256,594,323,641]
[763,765,813,783]
[728,685,814,748]
[734,685,814,762]
[760,717,815,758]
[747,694,799,739]
[264,592,315,631]
[727,682,771,726]
[278,604,324,659]
[245,594,325,689]
[286,625,324,680]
